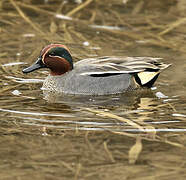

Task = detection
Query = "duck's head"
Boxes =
[23,44,73,76]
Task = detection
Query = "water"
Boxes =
[0,0,186,179]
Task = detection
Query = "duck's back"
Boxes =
[42,56,170,95]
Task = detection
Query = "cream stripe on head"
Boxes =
[40,44,70,64]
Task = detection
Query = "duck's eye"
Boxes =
[49,52,55,56]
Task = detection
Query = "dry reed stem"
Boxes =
[74,163,82,180]
[143,125,156,139]
[163,139,184,148]
[56,1,66,14]
[50,21,58,34]
[9,0,45,35]
[151,135,184,148]
[91,26,178,50]
[17,2,55,16]
[108,130,140,141]
[128,136,142,164]
[159,17,186,36]
[0,171,28,179]
[89,10,96,22]
[66,0,94,17]
[0,84,22,94]
[0,19,15,26]
[70,29,88,41]
[1,65,11,75]
[103,141,115,163]
[85,131,94,151]
[112,130,184,148]
[11,1,183,53]
[132,0,144,15]
[127,112,157,139]
[16,1,85,24]
[166,102,177,112]
[60,161,76,172]
[49,1,65,35]
[154,102,177,112]
[85,108,144,131]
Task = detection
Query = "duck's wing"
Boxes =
[75,56,171,87]
[76,56,171,76]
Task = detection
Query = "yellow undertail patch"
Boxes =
[137,72,159,85]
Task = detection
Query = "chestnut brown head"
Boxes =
[23,44,73,76]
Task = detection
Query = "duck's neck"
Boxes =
[50,70,67,76]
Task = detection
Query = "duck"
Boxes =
[22,44,171,95]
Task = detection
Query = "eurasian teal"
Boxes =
[23,44,170,95]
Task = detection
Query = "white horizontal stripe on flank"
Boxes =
[80,70,140,76]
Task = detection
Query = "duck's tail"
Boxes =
[133,61,171,88]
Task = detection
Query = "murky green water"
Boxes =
[0,0,186,179]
